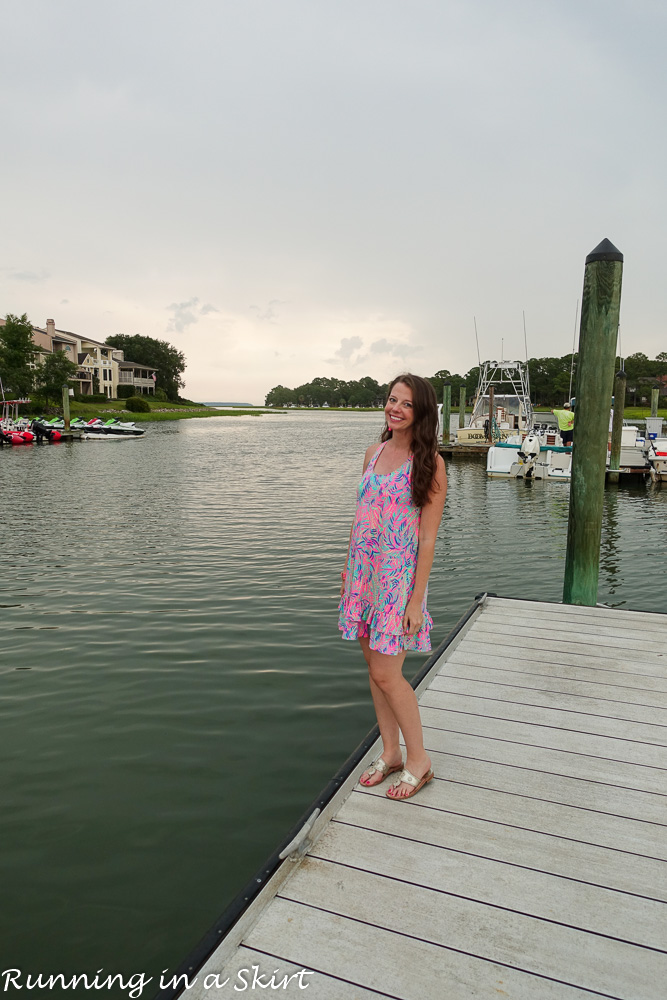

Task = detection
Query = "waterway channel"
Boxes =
[0,411,665,994]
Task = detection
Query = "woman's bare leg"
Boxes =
[358,637,402,785]
[367,646,431,799]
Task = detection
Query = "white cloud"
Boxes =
[9,269,51,283]
[327,336,364,364]
[249,300,287,323]
[166,297,219,333]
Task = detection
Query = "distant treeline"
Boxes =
[265,352,667,409]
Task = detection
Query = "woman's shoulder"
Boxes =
[362,442,380,473]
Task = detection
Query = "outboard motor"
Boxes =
[517,432,541,479]
[30,420,61,443]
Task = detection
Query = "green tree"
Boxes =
[265,385,296,406]
[35,351,79,408]
[105,334,186,400]
[0,313,37,397]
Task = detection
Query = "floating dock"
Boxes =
[159,594,667,1000]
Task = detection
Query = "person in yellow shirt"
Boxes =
[552,401,574,446]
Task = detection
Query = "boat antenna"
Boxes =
[473,316,481,366]
[568,299,579,401]
[522,311,532,405]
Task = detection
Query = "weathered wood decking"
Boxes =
[186,596,667,999]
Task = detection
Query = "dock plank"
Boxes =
[459,630,667,668]
[421,722,667,794]
[336,791,667,900]
[421,687,667,747]
[310,821,667,950]
[279,858,667,999]
[197,945,387,1000]
[418,748,667,824]
[487,595,667,628]
[419,705,667,767]
[431,673,667,724]
[449,641,667,684]
[480,608,667,641]
[244,897,608,1000]
[360,778,667,860]
[469,618,667,657]
[441,659,667,705]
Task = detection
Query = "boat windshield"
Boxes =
[473,395,523,418]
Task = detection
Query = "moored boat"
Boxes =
[456,360,534,445]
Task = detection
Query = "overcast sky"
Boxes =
[2,1,666,402]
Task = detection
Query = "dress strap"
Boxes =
[366,443,386,473]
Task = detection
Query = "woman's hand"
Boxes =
[340,571,347,598]
[403,598,424,636]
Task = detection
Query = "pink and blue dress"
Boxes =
[338,442,433,655]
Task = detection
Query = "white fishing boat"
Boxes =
[488,423,652,481]
[456,359,534,445]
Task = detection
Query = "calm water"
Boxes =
[1,412,665,992]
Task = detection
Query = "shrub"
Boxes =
[74,392,108,404]
[125,396,151,413]
[154,388,168,401]
[116,385,135,399]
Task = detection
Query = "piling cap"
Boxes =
[586,238,623,264]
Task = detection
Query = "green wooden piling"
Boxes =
[62,384,71,431]
[441,383,451,443]
[563,239,623,606]
[651,386,659,418]
[608,369,627,484]
[459,385,466,428]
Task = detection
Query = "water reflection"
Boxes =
[601,486,621,598]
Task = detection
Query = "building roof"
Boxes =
[117,359,157,371]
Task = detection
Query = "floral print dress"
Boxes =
[338,442,433,655]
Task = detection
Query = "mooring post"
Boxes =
[61,384,71,432]
[608,369,627,484]
[441,382,451,444]
[487,386,495,442]
[459,385,466,428]
[651,386,660,418]
[563,239,623,606]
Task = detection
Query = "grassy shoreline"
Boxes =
[67,401,265,421]
[30,400,667,423]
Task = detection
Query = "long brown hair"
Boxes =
[381,373,439,507]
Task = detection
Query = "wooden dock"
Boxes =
[163,595,667,1000]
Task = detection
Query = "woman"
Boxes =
[339,374,447,800]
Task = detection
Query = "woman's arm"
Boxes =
[341,444,377,596]
[403,454,447,633]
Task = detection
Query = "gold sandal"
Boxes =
[386,766,434,800]
[359,756,404,787]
